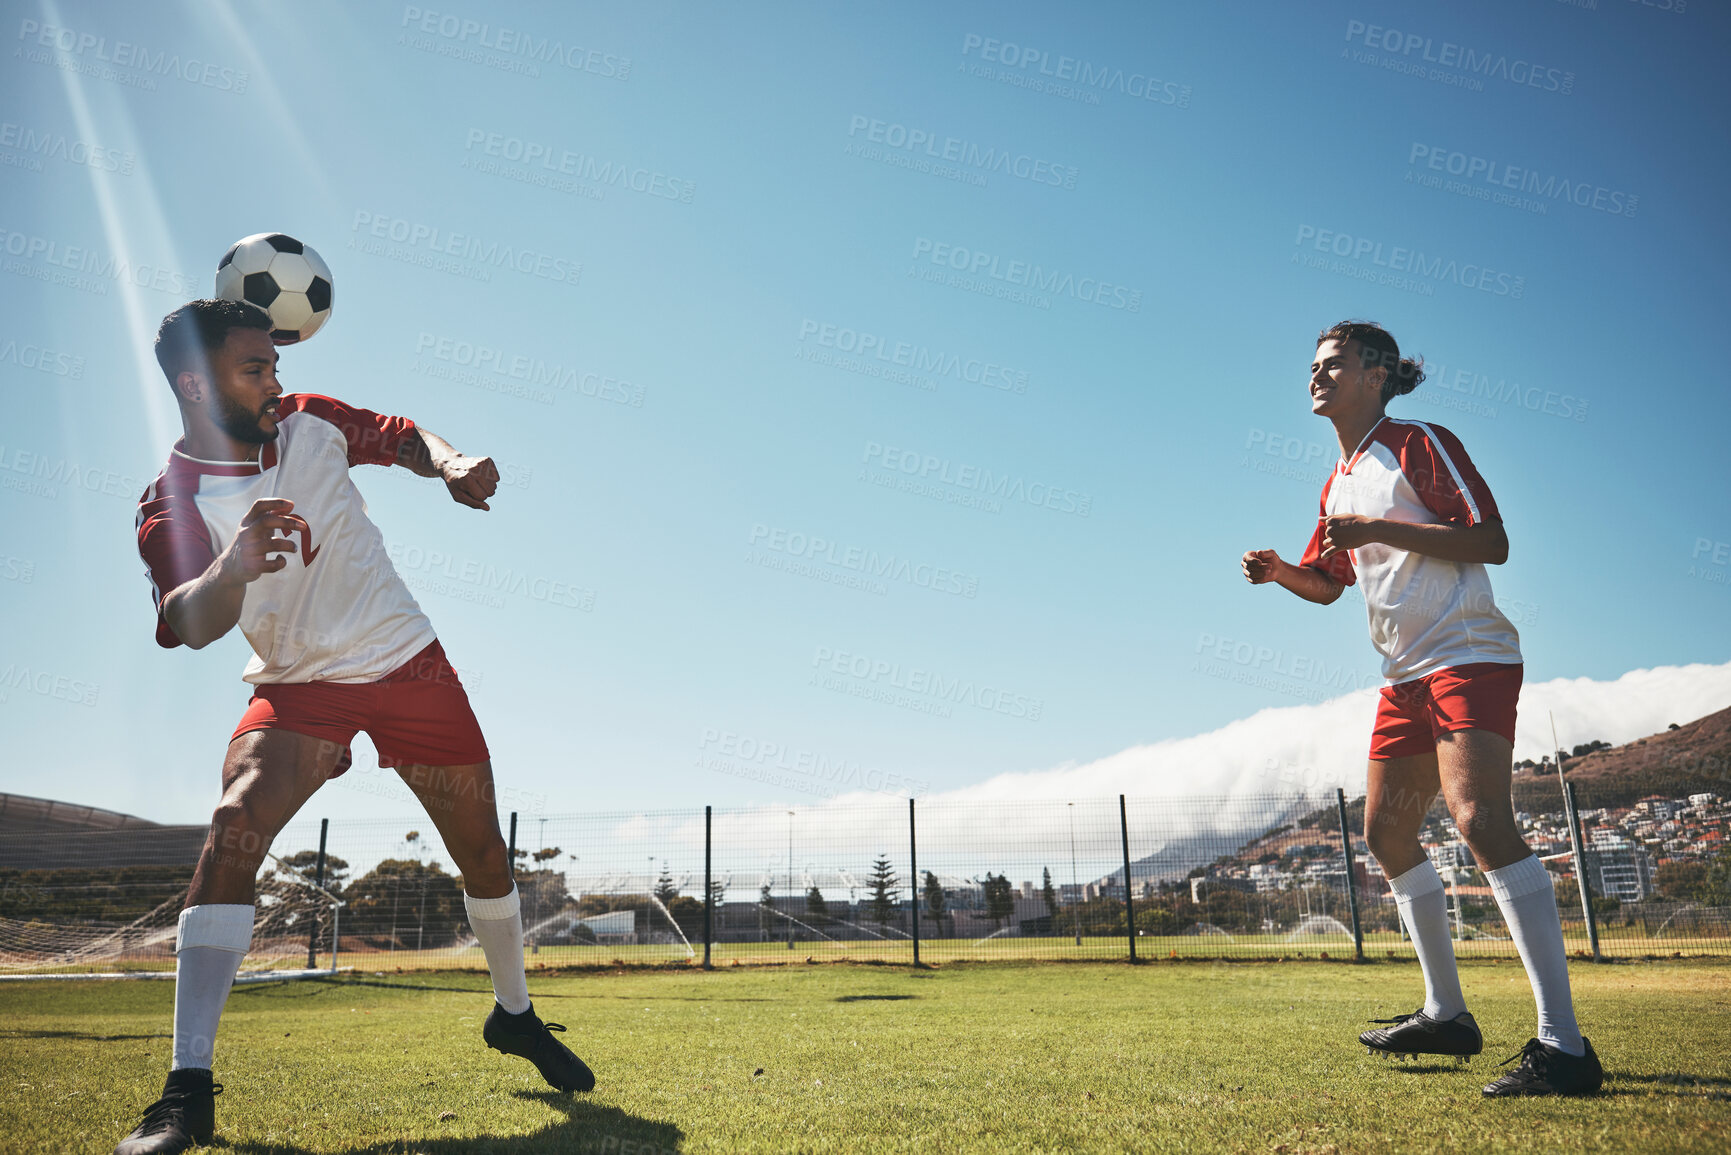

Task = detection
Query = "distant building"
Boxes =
[1634,797,1683,822]
[1586,832,1655,902]
[1191,876,1254,903]
[1246,863,1289,893]
[1427,841,1474,878]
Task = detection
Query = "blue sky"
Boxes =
[2,0,1727,827]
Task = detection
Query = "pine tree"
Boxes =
[984,873,1015,927]
[806,885,829,925]
[654,865,678,905]
[1041,867,1059,919]
[923,870,946,926]
[868,855,899,927]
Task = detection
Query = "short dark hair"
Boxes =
[1316,319,1425,405]
[154,299,271,386]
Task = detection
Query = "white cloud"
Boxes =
[913,660,1731,809]
[289,661,1731,892]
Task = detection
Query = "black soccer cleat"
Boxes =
[1359,1009,1483,1062]
[482,1001,596,1092]
[1482,1037,1603,1097]
[113,1067,222,1155]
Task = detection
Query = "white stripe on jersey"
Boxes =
[1392,417,1481,524]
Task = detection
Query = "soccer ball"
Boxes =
[214,233,333,345]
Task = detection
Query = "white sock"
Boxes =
[171,904,253,1071]
[1487,855,1585,1057]
[1386,860,1467,1020]
[465,884,530,1014]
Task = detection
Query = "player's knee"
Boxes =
[456,832,509,880]
[1363,822,1410,866]
[1453,801,1519,854]
[207,797,280,866]
[1452,799,1491,838]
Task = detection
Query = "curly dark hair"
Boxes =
[154,299,271,386]
[1317,320,1425,405]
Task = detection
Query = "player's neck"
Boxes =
[1329,408,1386,462]
[180,419,261,465]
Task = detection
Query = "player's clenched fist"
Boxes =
[219,498,310,584]
[1241,548,1282,584]
[1319,513,1379,559]
[441,454,500,511]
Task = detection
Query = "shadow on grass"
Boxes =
[0,1029,170,1041]
[231,978,775,1004]
[1380,1061,1472,1075]
[834,994,917,1002]
[1605,1072,1731,1099]
[213,1098,683,1154]
[229,977,495,999]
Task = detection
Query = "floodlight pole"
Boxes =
[1119,795,1137,963]
[1068,803,1081,947]
[1552,715,1600,961]
[909,798,920,968]
[1563,780,1601,961]
[786,811,794,950]
[306,817,328,969]
[1336,789,1364,961]
[703,805,713,970]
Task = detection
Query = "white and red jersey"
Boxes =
[1299,416,1522,685]
[135,394,436,685]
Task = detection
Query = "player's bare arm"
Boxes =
[161,498,309,649]
[1241,548,1343,605]
[1319,515,1508,565]
[397,427,500,511]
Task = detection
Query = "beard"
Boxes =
[211,389,278,444]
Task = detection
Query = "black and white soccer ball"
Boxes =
[214,233,333,345]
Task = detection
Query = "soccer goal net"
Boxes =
[0,855,341,980]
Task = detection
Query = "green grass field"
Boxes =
[4,958,1727,1154]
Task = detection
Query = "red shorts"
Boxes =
[1369,662,1522,761]
[231,640,489,775]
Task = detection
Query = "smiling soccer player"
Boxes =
[1241,320,1602,1098]
[116,300,593,1155]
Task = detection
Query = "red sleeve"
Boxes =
[1397,422,1501,527]
[136,487,216,649]
[279,393,418,467]
[1298,473,1356,586]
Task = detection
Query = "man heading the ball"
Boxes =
[1241,320,1601,1098]
[115,300,593,1155]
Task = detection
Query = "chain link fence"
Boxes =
[2,786,1726,975]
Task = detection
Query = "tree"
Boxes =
[759,882,773,940]
[667,895,705,938]
[654,865,679,906]
[1041,867,1059,920]
[983,873,1015,928]
[707,878,727,929]
[868,855,899,927]
[277,850,350,897]
[516,848,571,947]
[806,885,829,925]
[1657,860,1708,902]
[345,858,465,949]
[923,871,946,927]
